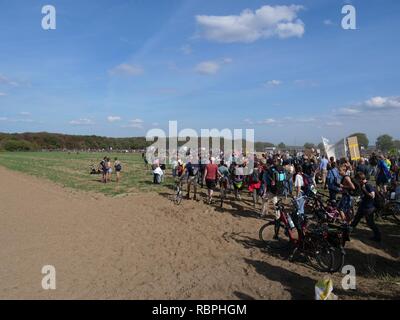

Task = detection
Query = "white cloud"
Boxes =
[243,118,254,125]
[265,80,282,86]
[123,118,144,129]
[196,5,305,43]
[0,92,7,96]
[337,96,400,117]
[69,118,95,126]
[365,96,400,109]
[195,58,232,75]
[0,117,8,121]
[19,111,31,116]
[109,63,144,76]
[195,61,220,75]
[259,118,277,125]
[107,116,122,123]
[323,19,334,26]
[337,107,361,116]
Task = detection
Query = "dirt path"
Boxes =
[0,166,399,299]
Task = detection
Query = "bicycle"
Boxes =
[174,178,183,205]
[374,191,400,223]
[259,199,335,272]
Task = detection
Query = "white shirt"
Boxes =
[153,167,164,176]
[294,174,304,188]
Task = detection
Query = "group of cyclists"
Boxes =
[155,149,400,244]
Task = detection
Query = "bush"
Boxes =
[1,139,37,151]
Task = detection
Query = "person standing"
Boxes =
[100,157,108,183]
[106,157,112,182]
[184,158,198,200]
[319,155,329,187]
[114,158,122,183]
[376,155,391,193]
[351,172,381,242]
[203,157,220,204]
[356,158,370,180]
[337,165,356,222]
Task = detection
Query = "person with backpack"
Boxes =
[326,162,341,201]
[114,158,122,183]
[274,163,287,198]
[351,172,381,242]
[100,157,108,183]
[248,165,262,208]
[261,159,285,218]
[232,162,245,201]
[181,158,196,200]
[376,155,391,193]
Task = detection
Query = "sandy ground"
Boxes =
[0,166,399,300]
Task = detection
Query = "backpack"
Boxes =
[115,163,122,171]
[274,168,286,195]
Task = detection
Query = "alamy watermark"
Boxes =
[41,5,56,30]
[41,265,56,290]
[145,121,255,172]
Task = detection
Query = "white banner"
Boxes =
[322,137,348,161]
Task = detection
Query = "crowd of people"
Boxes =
[151,149,400,243]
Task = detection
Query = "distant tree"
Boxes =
[278,142,286,149]
[349,132,369,149]
[376,134,394,152]
[304,142,315,149]
[1,139,37,151]
[317,142,325,152]
[393,140,400,150]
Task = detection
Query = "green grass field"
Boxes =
[0,152,174,196]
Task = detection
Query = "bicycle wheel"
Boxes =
[259,221,290,249]
[387,202,400,223]
[329,246,345,273]
[174,189,182,205]
[313,240,335,273]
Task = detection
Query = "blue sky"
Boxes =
[0,0,399,144]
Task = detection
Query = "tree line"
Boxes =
[0,131,398,153]
[0,132,276,152]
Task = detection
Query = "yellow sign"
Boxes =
[347,136,361,161]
